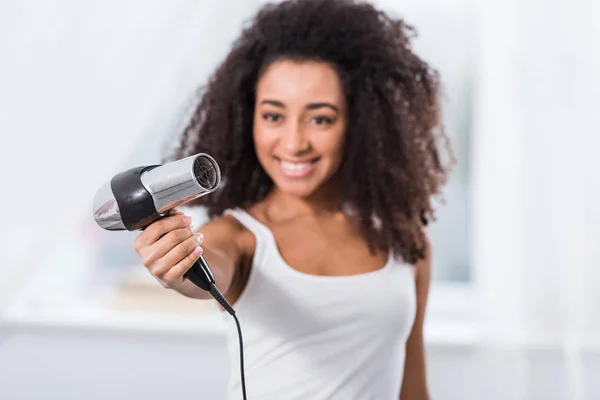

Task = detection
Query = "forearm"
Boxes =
[399,386,430,400]
[172,246,236,300]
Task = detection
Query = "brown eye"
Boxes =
[312,116,334,125]
[263,113,282,122]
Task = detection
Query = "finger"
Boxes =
[150,226,197,261]
[169,209,184,216]
[161,245,203,285]
[139,215,192,246]
[151,235,201,277]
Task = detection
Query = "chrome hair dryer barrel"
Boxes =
[93,153,220,231]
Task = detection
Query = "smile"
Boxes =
[275,157,320,178]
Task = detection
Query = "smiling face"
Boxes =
[253,59,348,199]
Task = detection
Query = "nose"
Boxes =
[281,122,310,153]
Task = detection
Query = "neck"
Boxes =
[264,182,342,218]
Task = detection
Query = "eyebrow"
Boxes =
[260,99,340,114]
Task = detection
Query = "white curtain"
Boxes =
[473,0,600,398]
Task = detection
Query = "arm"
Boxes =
[399,236,432,400]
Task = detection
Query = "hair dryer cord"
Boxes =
[208,283,247,400]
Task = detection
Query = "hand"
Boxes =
[133,210,204,290]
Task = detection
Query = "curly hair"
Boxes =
[167,0,454,264]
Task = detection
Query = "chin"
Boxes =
[274,181,321,198]
[277,185,322,199]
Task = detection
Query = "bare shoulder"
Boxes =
[196,211,256,259]
[197,214,252,246]
[199,212,246,236]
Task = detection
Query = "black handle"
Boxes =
[184,255,215,291]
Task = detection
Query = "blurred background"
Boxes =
[0,0,598,399]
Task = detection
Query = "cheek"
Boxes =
[252,125,275,162]
[318,129,346,164]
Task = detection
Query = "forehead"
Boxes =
[256,59,344,103]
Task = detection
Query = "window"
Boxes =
[382,1,474,284]
[375,1,476,332]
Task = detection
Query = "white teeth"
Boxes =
[280,161,311,170]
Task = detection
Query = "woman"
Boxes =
[133,0,453,398]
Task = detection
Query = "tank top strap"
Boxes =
[223,208,270,237]
[223,208,273,265]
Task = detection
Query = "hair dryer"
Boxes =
[92,154,246,399]
[92,153,229,309]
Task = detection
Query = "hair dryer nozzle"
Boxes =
[193,154,220,191]
[141,153,221,214]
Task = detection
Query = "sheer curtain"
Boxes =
[473,0,600,398]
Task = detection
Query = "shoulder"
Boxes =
[204,211,257,251]
[179,206,255,253]
[202,212,246,235]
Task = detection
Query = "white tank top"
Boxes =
[221,208,417,400]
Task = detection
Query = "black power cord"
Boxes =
[184,255,247,399]
[209,284,247,400]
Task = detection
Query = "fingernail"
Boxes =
[183,216,192,225]
[196,232,204,244]
[193,246,203,255]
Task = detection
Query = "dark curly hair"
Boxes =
[167,0,454,264]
